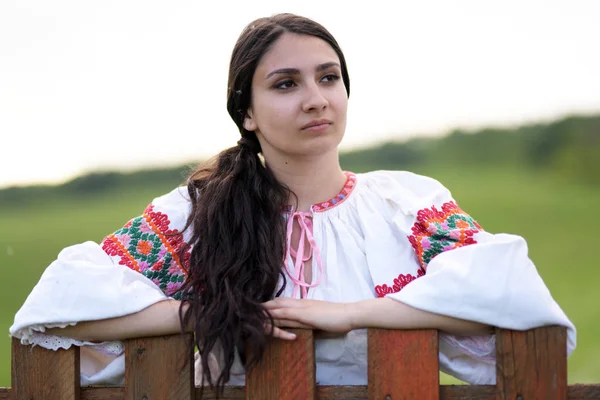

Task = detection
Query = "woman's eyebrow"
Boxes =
[266,68,299,79]
[316,62,341,72]
[265,62,341,79]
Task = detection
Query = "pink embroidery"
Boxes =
[311,172,357,212]
[102,236,138,271]
[375,269,425,298]
[101,204,190,299]
[408,201,482,269]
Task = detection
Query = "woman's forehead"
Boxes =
[256,33,340,78]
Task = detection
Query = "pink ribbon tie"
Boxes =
[285,211,324,298]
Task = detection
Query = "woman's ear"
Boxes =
[243,109,257,131]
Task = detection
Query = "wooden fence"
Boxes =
[1,326,598,399]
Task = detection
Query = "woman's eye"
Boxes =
[274,80,296,90]
[321,74,340,83]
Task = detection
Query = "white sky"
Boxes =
[1,0,599,188]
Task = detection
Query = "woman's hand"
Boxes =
[262,298,354,336]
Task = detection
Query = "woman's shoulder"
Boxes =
[107,185,193,244]
[354,170,452,211]
[151,186,192,212]
[140,186,193,230]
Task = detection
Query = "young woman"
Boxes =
[11,13,575,391]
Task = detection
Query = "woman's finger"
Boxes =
[269,308,315,327]
[262,298,306,309]
[268,307,296,320]
[267,325,297,340]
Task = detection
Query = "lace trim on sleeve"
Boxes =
[21,329,123,356]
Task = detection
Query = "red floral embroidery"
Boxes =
[408,201,482,269]
[144,204,191,269]
[101,204,190,299]
[102,236,138,271]
[375,269,425,298]
[151,259,164,272]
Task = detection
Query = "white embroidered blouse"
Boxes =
[10,170,576,387]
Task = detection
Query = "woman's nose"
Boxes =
[302,82,329,113]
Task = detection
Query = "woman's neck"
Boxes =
[264,149,347,212]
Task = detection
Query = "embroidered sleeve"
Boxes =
[375,269,425,298]
[101,203,190,299]
[408,201,482,270]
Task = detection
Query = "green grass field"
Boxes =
[1,167,598,387]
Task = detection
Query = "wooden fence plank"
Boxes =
[4,329,599,400]
[81,387,125,400]
[246,328,316,400]
[125,334,194,400]
[496,326,567,400]
[11,337,80,400]
[368,329,439,400]
[439,385,495,399]
[565,384,600,400]
[0,388,10,400]
[3,383,600,399]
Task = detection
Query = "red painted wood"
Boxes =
[3,328,595,399]
[368,329,440,400]
[246,328,316,400]
[3,382,600,399]
[495,326,567,400]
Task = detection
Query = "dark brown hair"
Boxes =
[178,13,350,394]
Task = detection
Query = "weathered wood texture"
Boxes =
[2,384,600,399]
[10,337,80,400]
[125,333,194,400]
[496,326,568,400]
[246,328,316,400]
[368,329,440,400]
[4,327,599,400]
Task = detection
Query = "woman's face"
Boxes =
[244,33,348,159]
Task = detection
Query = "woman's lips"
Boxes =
[303,123,331,132]
[302,119,333,132]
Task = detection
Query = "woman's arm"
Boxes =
[350,298,493,336]
[264,298,493,337]
[44,299,298,342]
[45,300,188,342]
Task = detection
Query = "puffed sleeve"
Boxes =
[368,171,576,384]
[9,186,192,385]
[100,187,191,300]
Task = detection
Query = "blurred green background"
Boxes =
[1,114,599,386]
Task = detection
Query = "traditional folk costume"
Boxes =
[10,170,576,386]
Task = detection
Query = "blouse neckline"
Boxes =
[283,171,357,214]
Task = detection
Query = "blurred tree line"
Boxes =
[1,114,598,207]
[340,114,600,181]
